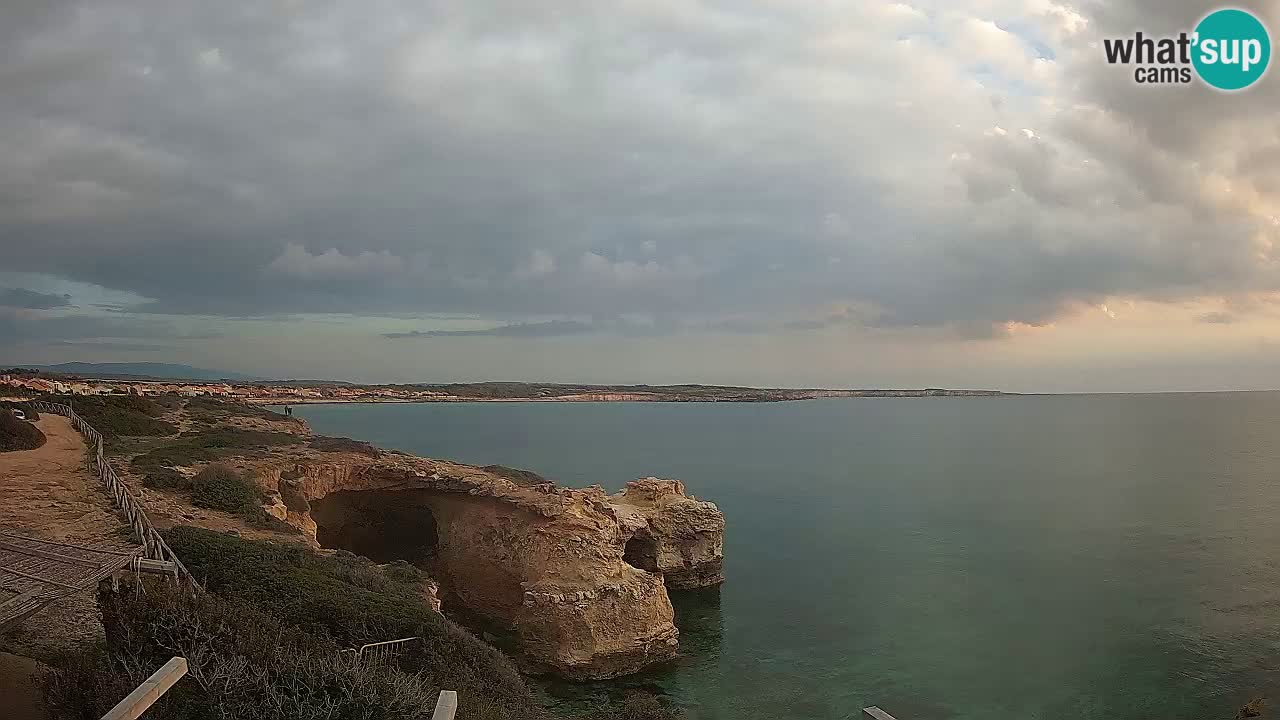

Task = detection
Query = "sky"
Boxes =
[3,0,1280,392]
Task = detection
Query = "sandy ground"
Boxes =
[0,413,131,664]
[0,652,51,720]
[0,414,126,541]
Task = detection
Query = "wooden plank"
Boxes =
[0,540,117,568]
[0,532,135,556]
[863,707,898,720]
[101,657,188,720]
[129,558,178,575]
[0,564,82,590]
[0,587,44,615]
[431,690,458,720]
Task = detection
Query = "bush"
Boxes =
[186,398,291,424]
[309,436,382,457]
[132,428,303,471]
[0,409,47,451]
[165,526,440,642]
[162,527,551,719]
[190,464,261,514]
[0,401,40,421]
[143,468,192,491]
[46,395,176,438]
[44,528,681,720]
[46,581,441,720]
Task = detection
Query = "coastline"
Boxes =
[248,390,1015,406]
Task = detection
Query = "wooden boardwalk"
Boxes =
[0,531,143,630]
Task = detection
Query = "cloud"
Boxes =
[267,243,407,281]
[1197,311,1236,325]
[0,287,71,310]
[383,320,592,339]
[46,340,168,352]
[0,0,1278,350]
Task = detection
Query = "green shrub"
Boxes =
[143,468,191,491]
[0,409,47,451]
[46,395,176,438]
[165,526,438,642]
[161,527,550,719]
[0,401,40,421]
[384,560,430,586]
[132,427,302,471]
[45,581,441,720]
[309,435,382,457]
[190,464,261,514]
[186,397,291,424]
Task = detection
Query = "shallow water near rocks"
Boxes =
[290,394,1280,720]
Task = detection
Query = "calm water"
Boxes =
[288,395,1280,720]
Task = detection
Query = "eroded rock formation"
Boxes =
[247,451,724,679]
[610,478,726,590]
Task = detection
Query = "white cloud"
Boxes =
[267,244,406,280]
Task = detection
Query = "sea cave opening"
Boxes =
[310,489,439,567]
[623,534,658,572]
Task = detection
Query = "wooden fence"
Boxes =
[27,401,458,717]
[28,401,195,586]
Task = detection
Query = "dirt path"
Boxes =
[0,653,51,720]
[0,413,131,662]
[0,414,126,541]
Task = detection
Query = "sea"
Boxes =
[285,394,1280,720]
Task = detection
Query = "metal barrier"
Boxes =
[341,638,459,717]
[28,401,196,586]
[344,636,422,666]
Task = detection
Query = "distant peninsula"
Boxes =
[2,370,1012,403]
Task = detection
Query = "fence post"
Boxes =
[100,657,188,720]
[431,691,458,720]
[39,399,196,588]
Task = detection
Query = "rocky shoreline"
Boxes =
[118,400,726,680]
[254,455,725,678]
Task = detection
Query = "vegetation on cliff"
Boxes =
[0,400,40,421]
[131,427,302,470]
[43,527,680,720]
[0,408,47,451]
[45,394,177,438]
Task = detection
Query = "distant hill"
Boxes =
[25,362,263,382]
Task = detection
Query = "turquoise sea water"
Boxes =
[288,395,1280,720]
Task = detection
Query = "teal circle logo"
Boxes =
[1192,8,1271,90]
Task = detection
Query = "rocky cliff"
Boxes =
[248,451,724,679]
[611,478,725,590]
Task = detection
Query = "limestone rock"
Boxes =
[610,478,726,590]
[245,451,722,679]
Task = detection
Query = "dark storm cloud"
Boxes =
[0,287,72,310]
[0,308,175,342]
[0,0,1277,339]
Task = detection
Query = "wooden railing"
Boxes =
[28,401,195,586]
[28,401,456,715]
[101,657,188,720]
